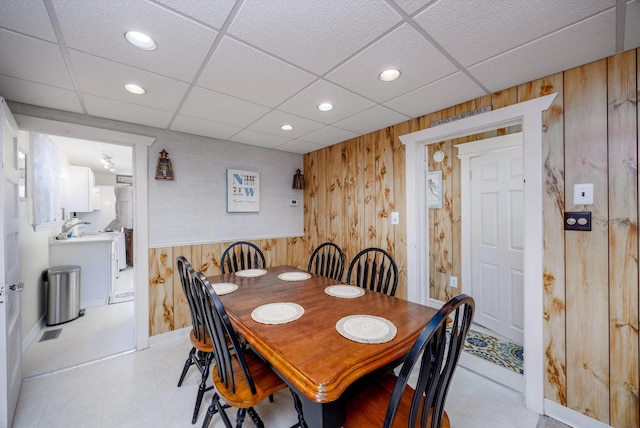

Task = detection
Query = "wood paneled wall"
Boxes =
[148,49,639,427]
[301,49,639,427]
[148,237,305,336]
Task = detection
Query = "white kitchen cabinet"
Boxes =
[49,233,117,308]
[66,165,96,212]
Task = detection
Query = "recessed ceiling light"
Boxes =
[125,31,156,50]
[124,83,146,95]
[379,69,401,82]
[280,124,294,131]
[318,102,334,112]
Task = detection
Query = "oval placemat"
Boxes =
[336,315,397,344]
[234,268,267,278]
[211,282,238,295]
[277,271,311,281]
[251,302,304,325]
[324,285,365,298]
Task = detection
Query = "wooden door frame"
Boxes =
[399,93,557,415]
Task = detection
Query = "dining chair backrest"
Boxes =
[346,247,398,296]
[193,271,257,395]
[384,294,475,427]
[307,242,345,281]
[176,256,208,345]
[221,241,266,274]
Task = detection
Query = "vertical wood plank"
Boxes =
[607,50,639,428]
[148,247,173,335]
[519,72,567,406]
[344,136,360,258]
[564,59,609,423]
[200,243,222,276]
[328,143,344,247]
[173,245,198,330]
[376,127,395,255]
[362,134,377,252]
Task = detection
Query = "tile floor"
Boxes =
[14,270,570,427]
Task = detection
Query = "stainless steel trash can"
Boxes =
[46,265,81,326]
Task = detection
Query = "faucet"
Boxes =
[62,219,91,234]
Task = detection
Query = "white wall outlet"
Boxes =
[449,276,458,288]
[573,183,593,205]
[289,199,298,207]
[391,212,399,224]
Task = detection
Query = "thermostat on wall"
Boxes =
[289,199,299,206]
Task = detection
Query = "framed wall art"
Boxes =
[427,170,443,209]
[227,168,260,212]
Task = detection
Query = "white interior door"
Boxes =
[0,98,22,427]
[470,145,524,344]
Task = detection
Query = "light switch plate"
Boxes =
[573,183,593,205]
[391,212,399,224]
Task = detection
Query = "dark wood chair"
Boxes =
[307,242,345,281]
[346,247,398,296]
[176,256,215,424]
[220,241,266,274]
[342,294,475,428]
[194,271,302,428]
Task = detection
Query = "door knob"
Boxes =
[9,282,24,292]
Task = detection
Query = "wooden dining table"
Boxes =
[207,265,437,428]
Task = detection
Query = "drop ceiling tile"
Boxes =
[299,126,360,146]
[0,75,82,113]
[0,30,74,89]
[0,0,57,42]
[384,72,487,119]
[229,129,291,149]
[414,0,616,67]
[170,114,242,140]
[469,10,616,92]
[154,0,237,29]
[228,0,402,74]
[625,0,640,50]
[51,0,217,82]
[274,139,325,154]
[278,80,376,124]
[198,37,316,107]
[334,105,410,135]
[83,95,174,128]
[180,86,270,127]
[248,110,325,138]
[69,50,189,111]
[326,24,457,103]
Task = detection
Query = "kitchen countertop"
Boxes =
[50,232,118,244]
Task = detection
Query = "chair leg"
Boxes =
[203,393,232,428]
[246,407,264,428]
[235,408,246,428]
[178,347,197,387]
[289,390,307,428]
[192,352,215,424]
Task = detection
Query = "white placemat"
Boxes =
[211,282,238,295]
[277,271,311,281]
[324,285,365,298]
[234,268,267,278]
[251,302,305,324]
[336,315,397,344]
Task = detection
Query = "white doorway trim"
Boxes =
[399,93,557,415]
[12,115,154,351]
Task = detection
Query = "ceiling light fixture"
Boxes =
[124,83,146,95]
[318,102,334,112]
[379,69,401,82]
[280,124,294,131]
[124,31,156,50]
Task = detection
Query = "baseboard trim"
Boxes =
[544,399,612,428]
[22,314,46,354]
